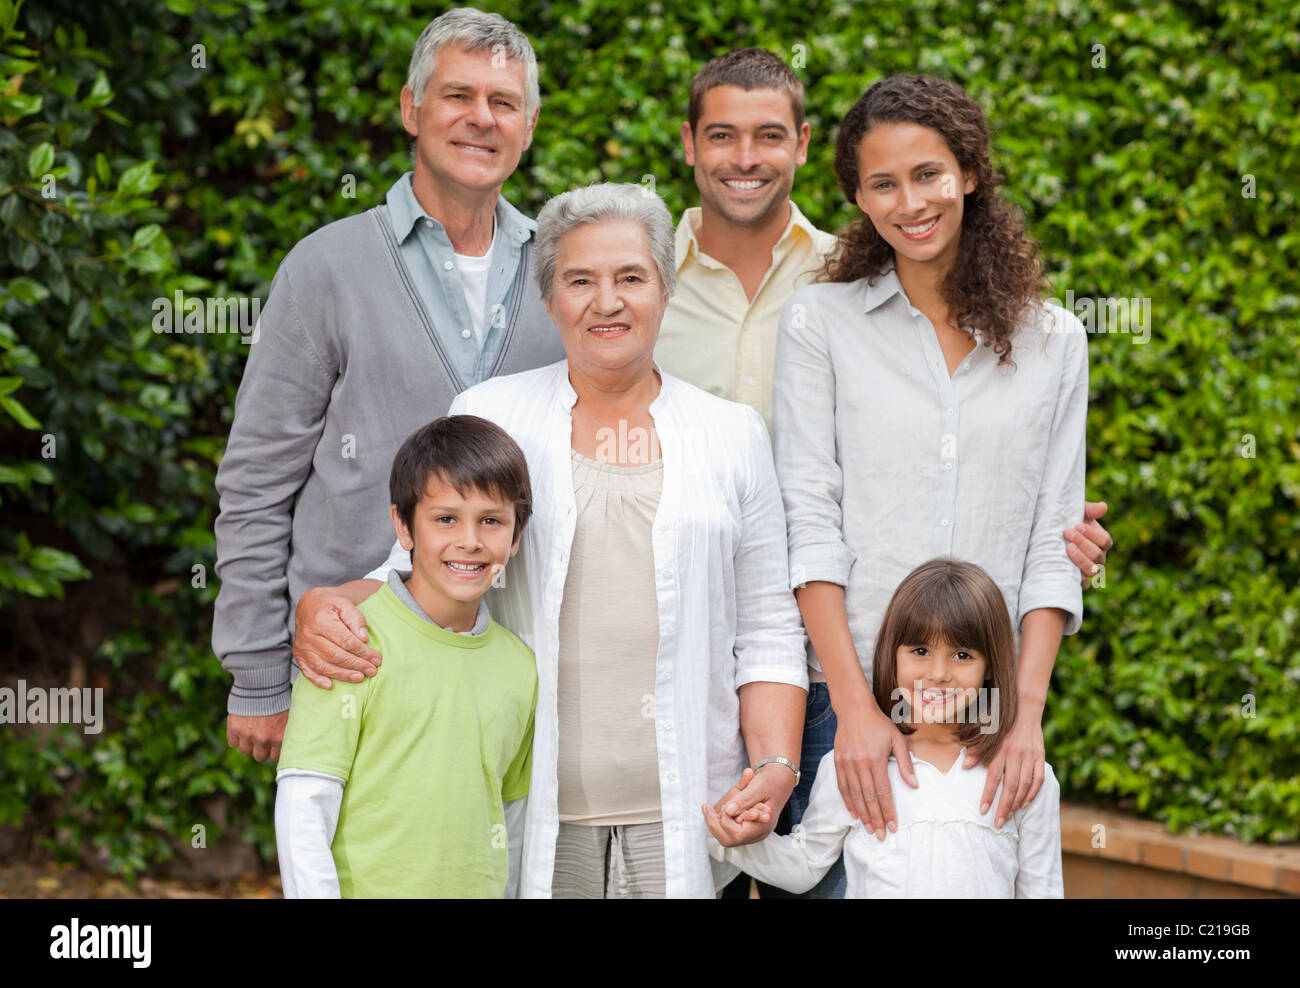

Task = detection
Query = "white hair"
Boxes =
[535,183,677,302]
[406,8,540,118]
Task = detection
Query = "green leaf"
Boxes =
[115,161,159,200]
[4,277,49,305]
[27,142,54,180]
[131,224,163,249]
[81,71,113,109]
[0,394,40,429]
[0,92,41,117]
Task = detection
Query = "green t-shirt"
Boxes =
[278,584,537,898]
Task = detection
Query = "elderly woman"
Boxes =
[292,183,808,899]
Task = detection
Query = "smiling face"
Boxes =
[400,43,538,202]
[895,638,989,729]
[681,84,810,229]
[853,121,976,277]
[391,475,521,628]
[545,218,669,378]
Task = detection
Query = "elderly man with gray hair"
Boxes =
[300,183,809,897]
[214,8,565,761]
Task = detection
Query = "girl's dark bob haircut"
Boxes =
[871,557,1018,764]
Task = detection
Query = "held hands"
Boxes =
[833,703,917,841]
[1066,500,1114,590]
[700,765,793,847]
[293,587,381,688]
[965,710,1045,828]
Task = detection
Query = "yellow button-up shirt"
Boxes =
[654,201,837,433]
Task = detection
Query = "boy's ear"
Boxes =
[391,504,415,552]
[508,520,526,558]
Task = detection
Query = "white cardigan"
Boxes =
[371,360,808,898]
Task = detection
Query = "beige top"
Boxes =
[556,449,664,825]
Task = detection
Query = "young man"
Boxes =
[655,49,1115,898]
[275,416,536,898]
[214,10,564,763]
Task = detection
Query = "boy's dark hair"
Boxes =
[389,415,531,541]
[688,48,805,134]
[871,557,1019,764]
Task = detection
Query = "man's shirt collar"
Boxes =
[385,171,536,246]
[674,199,824,272]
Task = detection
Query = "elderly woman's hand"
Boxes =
[702,769,776,847]
[702,766,791,847]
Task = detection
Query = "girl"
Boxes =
[704,559,1064,898]
[766,75,1089,896]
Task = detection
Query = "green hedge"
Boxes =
[1,0,1296,876]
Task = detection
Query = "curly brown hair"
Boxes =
[823,75,1043,363]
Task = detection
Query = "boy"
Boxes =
[274,415,537,898]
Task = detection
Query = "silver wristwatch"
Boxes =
[753,756,800,786]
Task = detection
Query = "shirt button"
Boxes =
[744,375,754,385]
[660,569,673,581]
[670,823,680,834]
[946,407,955,416]
[443,260,454,271]
[423,218,434,228]
[940,519,950,527]
[943,462,953,471]
[461,329,472,339]
[663,721,674,732]
[666,771,678,783]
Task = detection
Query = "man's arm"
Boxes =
[214,259,335,751]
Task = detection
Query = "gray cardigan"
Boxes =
[213,203,563,716]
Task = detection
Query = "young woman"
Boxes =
[771,74,1089,896]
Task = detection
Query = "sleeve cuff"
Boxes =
[226,653,294,716]
[1018,585,1083,636]
[788,545,854,591]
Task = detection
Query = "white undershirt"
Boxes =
[452,222,496,349]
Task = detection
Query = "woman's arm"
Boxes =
[772,290,916,838]
[969,317,1089,819]
[796,582,917,839]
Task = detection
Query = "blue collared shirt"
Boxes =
[384,172,537,386]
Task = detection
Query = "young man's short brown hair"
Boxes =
[688,47,805,133]
[389,415,532,541]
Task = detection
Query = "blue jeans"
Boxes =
[754,682,847,899]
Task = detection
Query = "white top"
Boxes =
[369,360,809,899]
[451,222,495,348]
[773,270,1089,679]
[714,748,1064,898]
